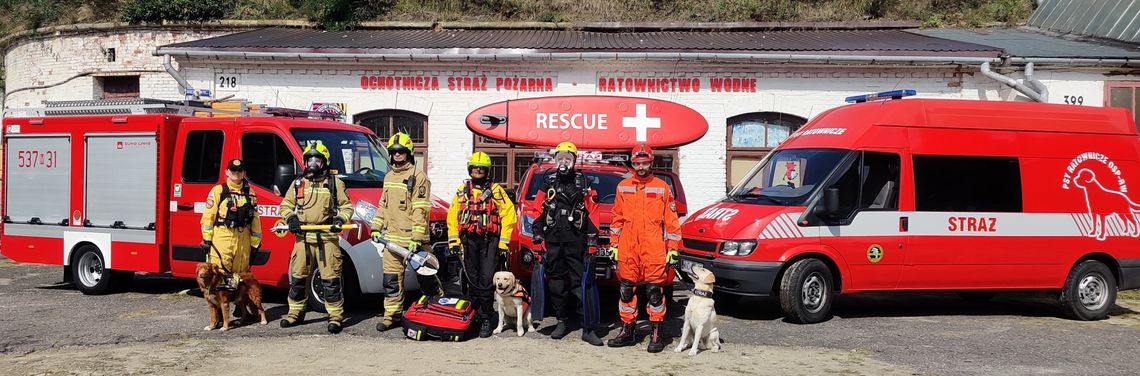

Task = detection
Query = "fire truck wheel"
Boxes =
[72,245,118,295]
[779,258,834,324]
[1060,260,1116,321]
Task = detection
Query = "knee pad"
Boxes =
[618,279,636,303]
[321,278,342,303]
[383,273,401,297]
[288,276,308,301]
[647,284,665,307]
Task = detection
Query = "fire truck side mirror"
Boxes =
[274,164,298,196]
[814,188,840,219]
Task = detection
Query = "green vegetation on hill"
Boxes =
[1,0,1034,34]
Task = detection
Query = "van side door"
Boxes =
[168,121,232,278]
[238,130,299,286]
[816,150,905,291]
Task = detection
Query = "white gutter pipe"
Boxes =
[980,61,1048,102]
[163,55,194,96]
[1023,62,1050,102]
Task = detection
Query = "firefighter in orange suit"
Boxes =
[200,159,262,289]
[605,144,682,353]
[447,151,517,338]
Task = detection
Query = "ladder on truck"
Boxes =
[5,98,342,120]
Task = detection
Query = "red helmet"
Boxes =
[631,143,654,163]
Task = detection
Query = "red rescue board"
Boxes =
[465,96,708,148]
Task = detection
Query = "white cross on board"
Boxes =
[622,104,661,142]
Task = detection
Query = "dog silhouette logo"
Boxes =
[1072,168,1140,240]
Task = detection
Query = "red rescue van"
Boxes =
[1,99,450,311]
[677,95,1140,323]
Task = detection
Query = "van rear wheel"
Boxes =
[779,258,834,324]
[72,245,129,295]
[1059,260,1116,321]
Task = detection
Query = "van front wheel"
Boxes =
[779,258,834,324]
[1059,260,1116,321]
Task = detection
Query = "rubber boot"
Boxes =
[279,312,305,328]
[606,321,637,347]
[327,320,343,334]
[376,316,398,332]
[550,321,569,339]
[581,328,603,346]
[479,319,494,338]
[647,322,666,353]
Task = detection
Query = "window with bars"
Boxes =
[354,110,429,165]
[1107,82,1140,133]
[726,112,806,189]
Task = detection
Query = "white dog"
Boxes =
[675,265,721,355]
[492,271,536,336]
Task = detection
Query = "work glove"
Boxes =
[407,240,422,251]
[498,241,509,254]
[286,216,302,234]
[586,234,598,248]
[448,238,461,249]
[370,230,383,243]
[451,246,463,259]
[532,234,544,245]
[666,249,680,266]
[328,217,345,233]
[200,240,213,252]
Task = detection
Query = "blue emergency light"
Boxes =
[845,89,917,103]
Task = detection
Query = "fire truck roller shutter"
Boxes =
[4,135,71,225]
[84,134,158,230]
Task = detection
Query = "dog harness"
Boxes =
[691,288,714,299]
[511,283,532,313]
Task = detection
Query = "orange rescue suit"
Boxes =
[609,174,681,322]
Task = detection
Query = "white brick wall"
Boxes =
[3,29,237,108]
[174,60,1140,209]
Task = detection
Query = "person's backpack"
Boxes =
[402,295,476,341]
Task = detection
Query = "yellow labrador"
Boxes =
[492,271,535,336]
[675,265,721,355]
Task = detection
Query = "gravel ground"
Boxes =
[1,256,1138,375]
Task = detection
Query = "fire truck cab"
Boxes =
[678,93,1140,323]
[1,99,450,312]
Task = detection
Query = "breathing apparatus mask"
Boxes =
[304,155,327,179]
[554,151,575,176]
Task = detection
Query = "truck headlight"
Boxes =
[720,240,757,256]
[519,214,535,238]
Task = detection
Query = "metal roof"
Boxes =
[1029,0,1140,43]
[156,27,1002,57]
[912,27,1140,59]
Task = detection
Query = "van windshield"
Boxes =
[729,148,850,206]
[291,128,390,188]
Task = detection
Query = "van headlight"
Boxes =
[720,240,757,256]
[519,214,535,238]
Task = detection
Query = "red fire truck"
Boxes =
[677,91,1140,323]
[1,99,450,311]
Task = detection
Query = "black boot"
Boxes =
[550,321,569,339]
[607,321,637,347]
[581,328,603,346]
[479,319,495,338]
[279,312,305,328]
[376,316,398,332]
[647,322,666,353]
[327,320,343,334]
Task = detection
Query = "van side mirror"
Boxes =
[814,188,840,218]
[274,164,298,196]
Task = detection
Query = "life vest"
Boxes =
[218,182,256,228]
[458,180,501,235]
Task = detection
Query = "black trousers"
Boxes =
[545,240,586,327]
[462,234,499,320]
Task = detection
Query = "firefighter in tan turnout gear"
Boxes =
[372,132,434,332]
[200,159,262,290]
[278,141,354,334]
[448,151,517,338]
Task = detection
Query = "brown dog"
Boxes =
[195,263,268,331]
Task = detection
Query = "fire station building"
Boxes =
[6,20,1140,209]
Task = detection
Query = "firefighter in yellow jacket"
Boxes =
[279,141,353,334]
[200,159,262,289]
[447,151,517,338]
[371,132,433,332]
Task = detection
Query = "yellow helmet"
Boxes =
[467,151,492,169]
[555,141,577,154]
[387,132,414,154]
[302,140,331,161]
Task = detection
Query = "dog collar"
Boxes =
[692,288,714,298]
